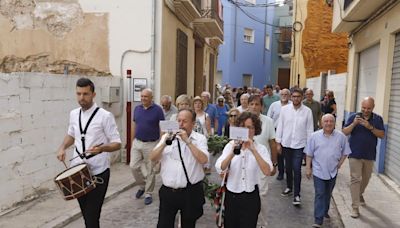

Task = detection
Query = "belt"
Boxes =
[138,139,157,142]
[163,185,187,192]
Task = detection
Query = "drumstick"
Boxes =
[69,143,104,161]
[62,160,68,169]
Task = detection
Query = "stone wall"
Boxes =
[0,73,123,212]
[302,0,348,78]
[0,0,110,75]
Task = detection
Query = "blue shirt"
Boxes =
[344,112,384,160]
[304,129,351,180]
[205,103,219,128]
[133,103,165,141]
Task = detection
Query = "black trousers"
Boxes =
[224,186,260,228]
[157,182,204,228]
[78,168,110,228]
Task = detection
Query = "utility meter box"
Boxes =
[101,86,120,103]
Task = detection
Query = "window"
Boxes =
[245,0,256,4]
[243,74,253,87]
[265,34,270,50]
[244,28,254,43]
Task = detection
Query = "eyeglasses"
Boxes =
[229,115,237,118]
[218,100,224,102]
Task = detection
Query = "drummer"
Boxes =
[57,78,121,228]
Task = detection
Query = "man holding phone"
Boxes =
[342,97,385,218]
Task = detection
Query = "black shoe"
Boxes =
[135,189,145,199]
[293,196,301,206]
[276,174,284,180]
[324,214,331,219]
[281,188,292,196]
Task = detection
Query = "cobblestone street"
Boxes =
[65,161,344,228]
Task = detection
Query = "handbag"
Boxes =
[214,167,229,228]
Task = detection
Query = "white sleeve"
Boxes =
[215,141,234,174]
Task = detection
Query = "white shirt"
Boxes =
[275,103,314,149]
[267,100,292,128]
[158,131,209,188]
[68,103,121,175]
[237,106,248,113]
[254,114,275,152]
[215,141,272,193]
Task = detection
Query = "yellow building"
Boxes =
[332,0,400,183]
[289,0,348,88]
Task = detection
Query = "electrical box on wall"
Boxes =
[101,86,120,103]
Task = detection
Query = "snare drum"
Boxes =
[54,163,96,200]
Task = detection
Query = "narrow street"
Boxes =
[65,159,344,228]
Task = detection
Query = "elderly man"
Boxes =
[160,95,178,120]
[237,93,249,113]
[305,114,351,228]
[276,88,314,205]
[342,97,385,218]
[130,88,165,205]
[201,91,218,134]
[150,109,209,228]
[267,88,291,180]
[303,89,322,131]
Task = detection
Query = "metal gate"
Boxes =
[385,33,400,184]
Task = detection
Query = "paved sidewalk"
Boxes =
[0,162,135,228]
[333,161,400,228]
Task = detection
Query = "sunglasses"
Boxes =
[229,115,237,118]
[218,100,224,102]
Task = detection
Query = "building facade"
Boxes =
[0,0,223,211]
[270,3,292,89]
[217,0,274,88]
[332,0,400,185]
[289,0,348,88]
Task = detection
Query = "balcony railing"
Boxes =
[278,27,292,54]
[191,0,202,13]
[201,4,223,32]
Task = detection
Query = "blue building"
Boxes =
[270,2,292,89]
[217,0,276,88]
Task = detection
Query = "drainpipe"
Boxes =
[150,0,156,93]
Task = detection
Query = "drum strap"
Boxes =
[76,107,100,159]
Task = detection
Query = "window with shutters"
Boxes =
[175,29,188,96]
[244,28,254,43]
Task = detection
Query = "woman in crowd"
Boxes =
[321,90,337,117]
[215,112,272,228]
[170,94,191,120]
[224,108,240,138]
[192,96,211,137]
[215,96,230,136]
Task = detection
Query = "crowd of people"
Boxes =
[56,78,385,228]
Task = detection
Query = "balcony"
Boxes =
[166,0,202,26]
[332,0,391,33]
[193,0,224,40]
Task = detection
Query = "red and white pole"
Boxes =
[126,69,132,165]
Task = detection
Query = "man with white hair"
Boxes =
[267,88,291,180]
[160,95,178,120]
[237,93,249,113]
[305,114,351,228]
[130,88,165,205]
